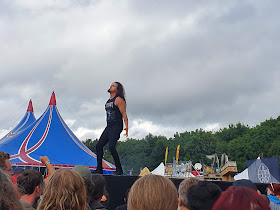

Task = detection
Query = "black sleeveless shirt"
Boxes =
[105,96,123,125]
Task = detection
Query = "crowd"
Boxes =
[1,150,280,210]
[0,151,108,210]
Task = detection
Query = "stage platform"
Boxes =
[103,175,268,210]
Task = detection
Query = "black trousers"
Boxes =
[96,123,123,170]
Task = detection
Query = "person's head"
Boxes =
[212,186,270,210]
[232,179,261,195]
[38,169,87,210]
[91,174,106,201]
[72,165,95,203]
[0,168,22,210]
[108,82,126,102]
[267,182,280,196]
[178,177,200,209]
[101,190,109,205]
[17,170,43,199]
[0,151,12,176]
[187,181,222,210]
[124,188,130,203]
[127,174,178,210]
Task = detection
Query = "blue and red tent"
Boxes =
[0,93,115,174]
[0,100,36,141]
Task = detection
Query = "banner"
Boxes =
[247,157,280,183]
[176,145,180,164]
[165,147,168,164]
[165,163,173,176]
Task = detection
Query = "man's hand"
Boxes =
[124,127,128,137]
[40,156,50,165]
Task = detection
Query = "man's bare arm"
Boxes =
[116,97,128,137]
[40,156,55,183]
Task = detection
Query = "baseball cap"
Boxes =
[73,165,91,181]
[232,179,258,191]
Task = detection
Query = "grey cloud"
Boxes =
[1,1,280,140]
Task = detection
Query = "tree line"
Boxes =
[83,116,280,175]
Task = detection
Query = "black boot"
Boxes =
[92,168,103,174]
[112,167,123,175]
[94,152,103,174]
[92,163,103,174]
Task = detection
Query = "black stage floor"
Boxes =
[102,175,268,210]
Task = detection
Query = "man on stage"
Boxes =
[94,82,128,175]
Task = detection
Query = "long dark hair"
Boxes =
[115,82,126,103]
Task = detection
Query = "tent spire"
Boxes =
[49,92,56,105]
[27,100,34,112]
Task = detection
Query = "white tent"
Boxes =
[151,162,165,176]
[234,168,249,180]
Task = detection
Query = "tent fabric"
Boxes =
[191,171,200,176]
[234,157,280,183]
[185,172,195,177]
[234,168,249,180]
[151,162,165,175]
[0,93,115,174]
[247,157,280,183]
[139,167,150,176]
[0,100,36,144]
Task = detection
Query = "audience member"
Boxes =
[0,151,12,176]
[37,169,87,210]
[13,168,25,175]
[115,204,127,210]
[39,156,55,183]
[72,165,95,209]
[0,168,22,210]
[115,189,129,210]
[100,190,109,208]
[178,177,199,210]
[232,179,261,195]
[91,174,107,209]
[127,174,178,210]
[17,170,43,210]
[267,182,280,210]
[212,186,270,210]
[187,181,222,210]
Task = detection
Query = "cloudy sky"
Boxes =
[0,0,279,141]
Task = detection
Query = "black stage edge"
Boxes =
[103,175,268,210]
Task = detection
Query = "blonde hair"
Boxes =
[128,174,178,210]
[178,177,199,207]
[38,169,87,210]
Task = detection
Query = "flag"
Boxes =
[165,147,168,164]
[247,157,280,183]
[176,145,180,164]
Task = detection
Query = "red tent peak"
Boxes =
[49,92,56,105]
[27,100,34,112]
